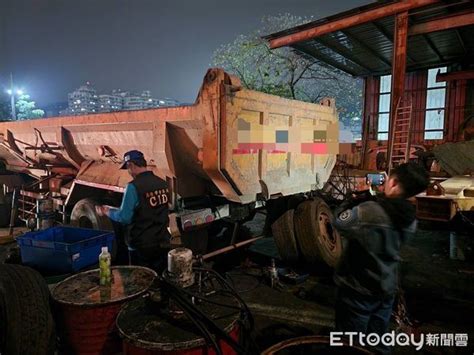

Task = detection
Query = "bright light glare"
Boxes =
[17,89,23,95]
[6,89,12,95]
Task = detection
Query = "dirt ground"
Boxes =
[246,217,474,354]
[1,213,473,354]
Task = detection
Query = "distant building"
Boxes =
[122,95,145,111]
[67,82,98,115]
[121,91,161,111]
[98,94,122,112]
[63,83,180,115]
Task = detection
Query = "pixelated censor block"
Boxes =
[233,116,336,155]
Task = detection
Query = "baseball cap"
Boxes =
[120,150,145,169]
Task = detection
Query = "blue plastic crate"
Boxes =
[17,226,114,274]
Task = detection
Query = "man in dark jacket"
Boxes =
[97,150,171,271]
[333,162,429,354]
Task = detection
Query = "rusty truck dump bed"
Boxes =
[0,69,338,204]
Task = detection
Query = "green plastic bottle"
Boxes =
[99,246,111,286]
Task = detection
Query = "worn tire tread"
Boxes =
[271,209,299,263]
[294,198,342,267]
[0,264,55,355]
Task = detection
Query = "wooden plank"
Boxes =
[269,0,439,49]
[416,71,428,144]
[437,70,474,82]
[409,12,474,36]
[388,12,409,171]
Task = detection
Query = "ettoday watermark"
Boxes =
[330,332,469,351]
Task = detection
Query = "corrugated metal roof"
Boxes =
[264,1,474,77]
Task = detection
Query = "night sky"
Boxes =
[0,0,370,107]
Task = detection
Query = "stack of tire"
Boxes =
[271,197,342,268]
[0,264,56,355]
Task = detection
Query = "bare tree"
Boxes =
[212,14,363,134]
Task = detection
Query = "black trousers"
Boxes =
[335,287,395,354]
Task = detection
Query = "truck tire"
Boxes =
[0,264,56,355]
[271,209,300,263]
[70,198,113,231]
[294,198,342,267]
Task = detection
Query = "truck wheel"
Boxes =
[70,198,113,231]
[271,209,300,263]
[0,264,56,355]
[294,198,341,267]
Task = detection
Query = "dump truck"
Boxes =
[0,68,340,266]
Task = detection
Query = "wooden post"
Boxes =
[8,188,18,237]
[387,11,408,171]
[360,77,369,169]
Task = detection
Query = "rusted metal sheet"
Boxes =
[0,69,338,205]
[445,78,467,143]
[361,68,469,169]
[220,75,339,203]
[433,140,474,176]
[361,76,379,168]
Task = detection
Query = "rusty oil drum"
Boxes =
[51,266,156,354]
[117,294,240,355]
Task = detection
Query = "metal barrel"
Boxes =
[117,296,240,354]
[55,303,123,354]
[121,326,240,355]
[51,266,157,354]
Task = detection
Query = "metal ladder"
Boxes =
[388,95,413,173]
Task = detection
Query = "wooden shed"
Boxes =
[265,0,474,170]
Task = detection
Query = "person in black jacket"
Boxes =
[333,162,429,354]
[97,150,171,271]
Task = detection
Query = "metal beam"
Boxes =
[340,29,392,68]
[314,36,373,72]
[292,44,359,76]
[422,34,444,62]
[387,12,409,171]
[408,12,474,36]
[269,0,440,49]
[455,29,467,54]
